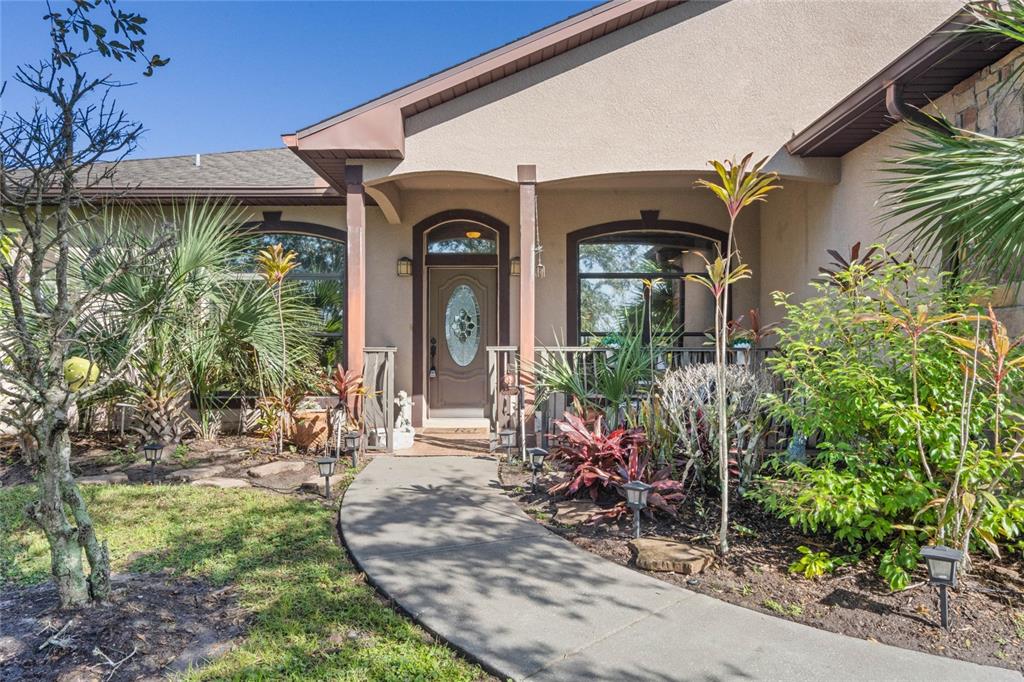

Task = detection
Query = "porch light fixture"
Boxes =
[623,480,653,539]
[317,457,338,499]
[528,447,548,492]
[343,430,362,467]
[921,545,963,629]
[143,442,164,484]
[396,257,413,277]
[465,230,482,239]
[509,257,521,276]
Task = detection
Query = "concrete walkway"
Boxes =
[340,456,1021,681]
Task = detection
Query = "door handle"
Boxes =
[429,337,438,378]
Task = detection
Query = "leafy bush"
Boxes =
[788,546,851,579]
[548,412,684,522]
[755,254,1024,589]
[657,363,772,492]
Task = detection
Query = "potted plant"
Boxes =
[290,396,329,450]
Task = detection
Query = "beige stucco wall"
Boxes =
[377,0,961,184]
[759,43,1024,328]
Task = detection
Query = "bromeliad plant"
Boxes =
[256,243,299,454]
[547,412,684,523]
[693,154,780,555]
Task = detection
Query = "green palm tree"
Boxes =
[882,2,1024,285]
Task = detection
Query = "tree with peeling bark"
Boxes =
[0,0,167,608]
[693,155,780,555]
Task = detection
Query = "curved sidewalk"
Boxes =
[339,456,1021,681]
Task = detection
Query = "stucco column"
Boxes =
[346,165,365,377]
[518,165,537,434]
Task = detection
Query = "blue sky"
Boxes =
[1,1,599,158]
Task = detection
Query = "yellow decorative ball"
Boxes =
[64,357,99,391]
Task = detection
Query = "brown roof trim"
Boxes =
[285,0,683,174]
[49,185,347,206]
[787,9,1018,158]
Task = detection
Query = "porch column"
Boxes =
[346,164,366,376]
[518,165,537,424]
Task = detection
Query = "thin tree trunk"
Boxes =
[26,405,110,607]
[717,216,737,556]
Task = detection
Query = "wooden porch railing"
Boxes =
[362,346,396,452]
[486,345,777,447]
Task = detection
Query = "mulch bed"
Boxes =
[0,572,245,682]
[500,463,1024,673]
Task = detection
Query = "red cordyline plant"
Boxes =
[547,412,684,523]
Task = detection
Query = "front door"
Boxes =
[427,268,497,417]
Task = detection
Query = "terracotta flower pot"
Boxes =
[290,409,329,450]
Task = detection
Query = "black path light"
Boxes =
[622,480,653,539]
[921,545,963,629]
[528,447,548,492]
[317,456,338,499]
[143,442,164,484]
[343,430,362,467]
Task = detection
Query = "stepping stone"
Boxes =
[299,473,346,496]
[630,537,715,574]
[247,460,306,478]
[192,477,250,489]
[553,499,598,525]
[168,465,225,482]
[76,472,129,485]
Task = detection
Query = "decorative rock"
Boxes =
[247,460,306,478]
[299,473,347,496]
[76,472,129,485]
[630,537,715,574]
[168,465,226,482]
[553,500,598,526]
[192,477,251,489]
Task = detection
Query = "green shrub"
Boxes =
[754,253,1024,589]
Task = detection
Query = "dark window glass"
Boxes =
[576,231,720,345]
[427,221,497,255]
[239,231,345,369]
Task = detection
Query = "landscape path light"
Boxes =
[143,442,164,484]
[344,430,362,467]
[497,429,516,461]
[317,456,338,500]
[528,447,548,492]
[622,480,653,539]
[921,545,963,629]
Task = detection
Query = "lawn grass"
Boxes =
[0,481,483,681]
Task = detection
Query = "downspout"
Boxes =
[884,80,955,136]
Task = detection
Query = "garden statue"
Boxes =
[394,390,415,449]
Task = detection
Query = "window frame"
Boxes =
[566,216,727,346]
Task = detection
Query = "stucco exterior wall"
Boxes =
[759,43,1024,328]
[387,0,961,184]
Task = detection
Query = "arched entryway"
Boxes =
[412,210,510,424]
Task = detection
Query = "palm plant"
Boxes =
[694,154,780,555]
[882,2,1024,286]
[92,200,318,444]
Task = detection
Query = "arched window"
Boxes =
[237,217,346,369]
[426,220,498,255]
[568,219,725,346]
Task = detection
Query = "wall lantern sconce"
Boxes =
[623,480,653,539]
[921,545,963,629]
[397,257,413,277]
[509,257,521,276]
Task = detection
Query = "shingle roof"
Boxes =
[76,148,341,203]
[90,148,321,188]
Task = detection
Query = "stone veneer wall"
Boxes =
[946,45,1024,136]
[937,44,1024,332]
